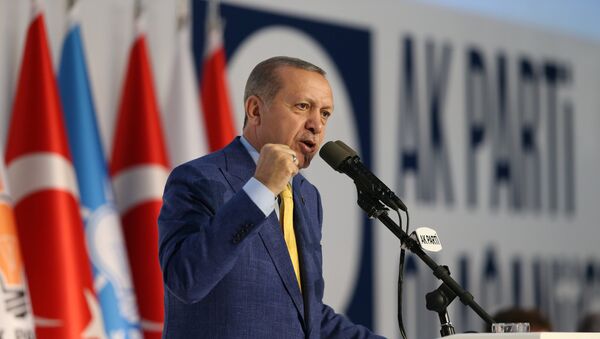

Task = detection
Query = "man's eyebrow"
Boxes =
[321,102,334,111]
[297,95,333,111]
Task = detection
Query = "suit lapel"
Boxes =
[220,138,255,193]
[258,216,305,321]
[222,139,306,323]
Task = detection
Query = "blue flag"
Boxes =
[58,23,142,338]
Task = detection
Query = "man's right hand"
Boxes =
[254,143,299,195]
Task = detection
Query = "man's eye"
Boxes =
[322,111,331,119]
[296,103,309,110]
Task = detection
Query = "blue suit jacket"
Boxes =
[158,138,384,338]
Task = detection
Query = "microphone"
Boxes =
[319,140,407,212]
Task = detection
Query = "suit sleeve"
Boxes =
[158,163,267,304]
[312,187,387,339]
[320,304,386,339]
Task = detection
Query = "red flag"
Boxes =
[110,33,168,338]
[200,4,237,151]
[5,12,104,339]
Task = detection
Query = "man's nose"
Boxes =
[305,110,324,134]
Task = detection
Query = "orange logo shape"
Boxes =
[0,203,25,287]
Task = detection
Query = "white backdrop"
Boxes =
[2,0,600,338]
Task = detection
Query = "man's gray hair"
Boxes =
[243,56,326,106]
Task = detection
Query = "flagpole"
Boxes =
[206,0,223,38]
[135,0,144,20]
[29,0,42,19]
[176,0,190,31]
[65,0,80,28]
[134,0,147,37]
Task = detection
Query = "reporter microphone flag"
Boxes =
[58,2,142,337]
[411,227,442,252]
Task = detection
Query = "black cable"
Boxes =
[396,208,409,339]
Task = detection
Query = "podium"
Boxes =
[438,334,600,339]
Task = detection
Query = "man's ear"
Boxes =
[244,95,262,126]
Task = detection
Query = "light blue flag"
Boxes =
[58,23,142,339]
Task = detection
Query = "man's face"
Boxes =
[245,66,334,168]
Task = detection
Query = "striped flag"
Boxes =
[58,5,142,338]
[200,1,237,151]
[5,7,105,338]
[0,146,35,339]
[110,15,169,339]
[165,2,208,166]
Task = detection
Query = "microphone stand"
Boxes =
[425,267,456,336]
[356,189,494,336]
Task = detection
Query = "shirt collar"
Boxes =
[240,135,260,164]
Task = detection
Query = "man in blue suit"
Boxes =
[158,56,384,338]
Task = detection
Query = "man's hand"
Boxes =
[254,143,299,195]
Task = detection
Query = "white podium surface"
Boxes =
[439,333,600,339]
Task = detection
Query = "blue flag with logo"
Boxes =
[58,23,142,338]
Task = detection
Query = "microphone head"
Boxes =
[319,141,352,172]
[334,140,358,157]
